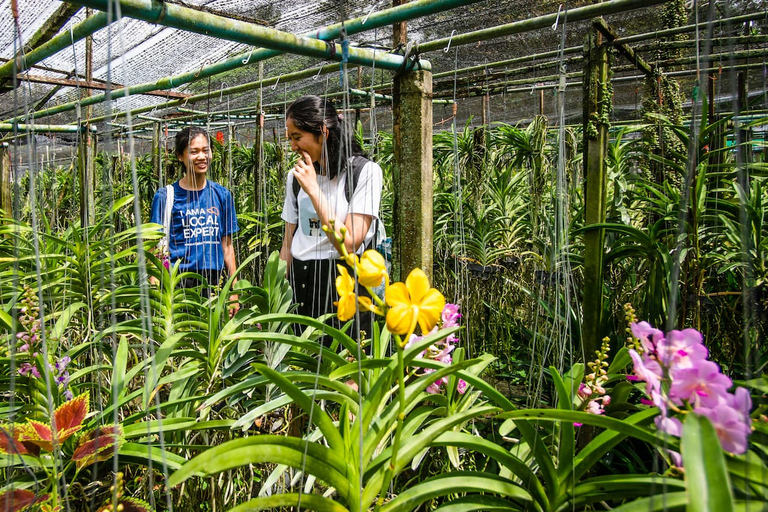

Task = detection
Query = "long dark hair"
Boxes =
[286,95,364,180]
[175,126,209,171]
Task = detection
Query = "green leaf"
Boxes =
[167,435,353,503]
[498,409,662,447]
[571,475,685,508]
[432,495,520,511]
[112,337,129,401]
[118,442,187,472]
[611,492,688,512]
[682,413,735,512]
[49,301,86,340]
[252,363,343,451]
[0,308,17,332]
[431,431,548,510]
[228,493,350,512]
[380,471,532,512]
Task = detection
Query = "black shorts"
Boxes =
[290,258,373,341]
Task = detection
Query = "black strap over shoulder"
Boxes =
[291,155,379,252]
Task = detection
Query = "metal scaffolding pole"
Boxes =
[0,123,97,133]
[7,0,478,123]
[416,0,671,53]
[0,11,110,78]
[65,0,427,71]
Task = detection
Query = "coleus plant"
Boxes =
[0,392,151,512]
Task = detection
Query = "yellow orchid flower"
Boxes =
[342,252,359,268]
[385,268,445,338]
[334,264,373,321]
[357,250,388,288]
[335,265,358,321]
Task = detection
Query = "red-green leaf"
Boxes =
[0,425,28,456]
[72,425,124,470]
[53,392,89,442]
[118,497,154,512]
[20,420,53,452]
[0,489,49,512]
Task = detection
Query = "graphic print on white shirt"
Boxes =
[299,194,325,238]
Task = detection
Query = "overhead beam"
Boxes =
[612,11,767,46]
[592,17,653,76]
[416,0,671,53]
[0,123,97,133]
[65,0,428,71]
[8,0,482,123]
[0,11,110,78]
[24,4,83,51]
[14,74,190,99]
[0,3,82,88]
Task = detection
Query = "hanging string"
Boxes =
[450,46,470,357]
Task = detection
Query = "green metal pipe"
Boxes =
[66,0,424,71]
[437,61,767,100]
[432,45,583,80]
[0,11,110,79]
[613,11,768,46]
[417,0,671,53]
[12,0,480,124]
[633,35,768,52]
[87,62,342,124]
[0,123,96,133]
[349,88,455,104]
[435,46,768,95]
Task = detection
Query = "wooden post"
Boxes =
[393,0,407,47]
[581,26,610,361]
[253,61,264,214]
[737,71,751,189]
[392,69,433,282]
[0,144,11,216]
[77,131,96,228]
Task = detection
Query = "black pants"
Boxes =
[290,258,373,342]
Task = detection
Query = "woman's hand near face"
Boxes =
[293,150,319,197]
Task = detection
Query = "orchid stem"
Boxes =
[375,338,406,510]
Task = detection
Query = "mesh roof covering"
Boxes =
[1,0,767,151]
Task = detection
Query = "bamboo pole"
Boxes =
[0,144,10,215]
[0,11,110,78]
[11,0,478,124]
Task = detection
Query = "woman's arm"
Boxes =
[280,222,297,274]
[222,234,239,316]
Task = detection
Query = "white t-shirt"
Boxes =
[281,159,383,261]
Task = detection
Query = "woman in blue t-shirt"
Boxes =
[151,127,239,313]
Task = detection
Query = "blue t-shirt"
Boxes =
[150,180,238,272]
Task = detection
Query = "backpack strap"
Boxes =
[291,156,378,251]
[160,184,174,251]
[345,156,380,252]
[292,156,371,203]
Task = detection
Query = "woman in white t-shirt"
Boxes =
[280,96,382,338]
